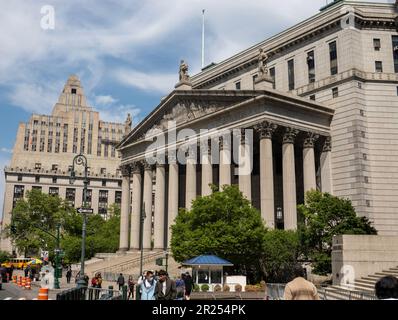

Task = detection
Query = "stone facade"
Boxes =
[116,0,398,253]
[0,75,128,253]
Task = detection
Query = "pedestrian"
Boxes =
[66,268,72,284]
[283,265,320,300]
[184,272,193,300]
[175,274,185,300]
[140,270,157,300]
[375,276,398,300]
[128,276,135,300]
[24,265,30,277]
[154,269,177,300]
[136,271,146,300]
[117,273,125,291]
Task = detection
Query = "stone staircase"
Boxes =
[319,265,398,300]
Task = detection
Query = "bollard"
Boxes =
[25,278,31,290]
[22,277,26,289]
[38,288,49,300]
[122,284,128,300]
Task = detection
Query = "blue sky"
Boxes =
[0,0,393,215]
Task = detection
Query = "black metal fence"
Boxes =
[56,286,122,300]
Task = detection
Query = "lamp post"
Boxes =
[276,207,283,229]
[139,203,146,277]
[70,153,89,288]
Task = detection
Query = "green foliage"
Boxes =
[298,190,377,275]
[0,250,11,263]
[193,284,200,292]
[171,185,267,271]
[260,229,300,282]
[5,189,120,263]
[201,284,209,292]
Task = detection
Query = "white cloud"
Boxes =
[113,69,176,94]
[0,148,12,154]
[95,95,118,106]
[97,104,141,125]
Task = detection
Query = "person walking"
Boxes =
[184,272,193,300]
[140,271,157,300]
[127,276,135,300]
[89,274,98,300]
[117,273,125,291]
[284,265,320,300]
[154,270,177,300]
[175,274,185,300]
[66,267,72,284]
[375,276,398,300]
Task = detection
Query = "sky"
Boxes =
[0,0,393,216]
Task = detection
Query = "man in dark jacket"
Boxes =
[154,270,176,300]
[117,273,125,290]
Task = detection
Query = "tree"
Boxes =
[0,250,11,263]
[298,190,377,275]
[171,185,267,273]
[260,230,300,283]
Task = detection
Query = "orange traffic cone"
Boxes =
[21,277,26,289]
[37,288,49,300]
[12,275,17,284]
[17,276,22,287]
[25,278,31,290]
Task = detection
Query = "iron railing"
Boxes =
[56,286,122,300]
[318,287,377,300]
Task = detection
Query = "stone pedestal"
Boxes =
[254,75,274,90]
[175,80,192,90]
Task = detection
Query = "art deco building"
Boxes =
[116,0,398,254]
[0,75,128,253]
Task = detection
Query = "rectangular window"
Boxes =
[375,61,383,73]
[235,81,241,90]
[269,67,275,89]
[329,41,338,75]
[373,38,381,51]
[310,95,316,101]
[287,59,295,90]
[18,175,22,182]
[115,191,122,205]
[332,87,339,98]
[307,51,315,83]
[13,185,24,208]
[49,187,59,196]
[52,177,57,184]
[66,188,76,207]
[393,36,398,73]
[52,164,58,171]
[102,180,107,187]
[35,176,40,183]
[99,190,109,217]
[252,74,258,87]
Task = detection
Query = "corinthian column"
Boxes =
[282,127,299,230]
[119,165,131,252]
[303,132,319,196]
[143,162,153,250]
[154,163,166,250]
[255,121,277,228]
[167,153,179,248]
[201,140,213,196]
[238,129,252,202]
[185,151,197,210]
[219,135,231,189]
[320,137,333,194]
[130,162,142,250]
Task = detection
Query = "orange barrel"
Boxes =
[21,277,26,289]
[17,276,22,287]
[12,275,17,284]
[25,278,31,290]
[37,288,49,300]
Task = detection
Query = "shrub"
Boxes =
[260,280,266,289]
[235,284,242,292]
[214,284,222,292]
[193,284,200,292]
[201,284,209,292]
[223,284,230,292]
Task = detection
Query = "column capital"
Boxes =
[167,152,178,164]
[143,161,153,171]
[283,127,299,144]
[323,136,332,152]
[131,161,142,174]
[303,132,319,148]
[120,164,131,177]
[255,121,278,139]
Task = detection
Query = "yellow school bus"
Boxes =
[1,258,32,269]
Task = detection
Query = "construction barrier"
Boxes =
[21,277,26,289]
[38,288,49,300]
[25,278,31,290]
[12,275,17,284]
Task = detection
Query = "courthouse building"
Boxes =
[0,75,128,253]
[117,0,398,253]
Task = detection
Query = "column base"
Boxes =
[116,248,128,254]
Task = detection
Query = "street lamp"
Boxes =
[276,207,283,221]
[70,153,89,289]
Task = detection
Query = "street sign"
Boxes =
[77,207,94,214]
